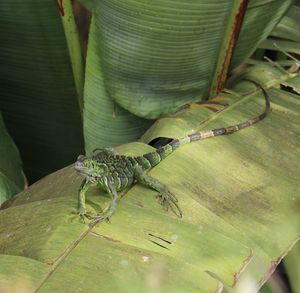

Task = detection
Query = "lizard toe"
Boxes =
[156,192,182,218]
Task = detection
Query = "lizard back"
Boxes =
[92,151,150,190]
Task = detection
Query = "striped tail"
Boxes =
[142,81,270,169]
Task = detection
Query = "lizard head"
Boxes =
[75,155,108,183]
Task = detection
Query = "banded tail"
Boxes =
[141,81,270,170]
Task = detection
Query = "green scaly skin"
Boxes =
[74,82,270,222]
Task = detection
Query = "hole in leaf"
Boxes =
[280,84,300,96]
[148,233,173,244]
[149,240,169,250]
[148,137,172,148]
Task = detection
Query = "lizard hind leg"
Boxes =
[134,165,182,218]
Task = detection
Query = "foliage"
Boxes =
[250,3,300,69]
[284,243,300,293]
[0,0,294,182]
[0,0,299,292]
[1,65,300,292]
[0,0,84,182]
[0,114,24,205]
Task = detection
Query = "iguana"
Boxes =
[75,82,270,222]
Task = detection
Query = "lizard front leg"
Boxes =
[134,165,182,217]
[77,178,93,222]
[92,177,119,223]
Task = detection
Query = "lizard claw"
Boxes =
[156,192,182,218]
[77,208,97,223]
[90,211,112,224]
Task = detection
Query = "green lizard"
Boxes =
[75,83,270,222]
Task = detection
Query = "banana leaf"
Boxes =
[284,242,300,293]
[269,4,300,43]
[0,0,153,175]
[83,18,153,154]
[0,1,295,180]
[250,4,300,68]
[0,0,84,182]
[0,114,25,205]
[0,64,299,292]
[79,0,293,119]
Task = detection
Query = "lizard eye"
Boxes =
[77,155,85,161]
[92,148,103,154]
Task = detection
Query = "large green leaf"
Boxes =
[79,0,293,119]
[83,18,153,154]
[269,4,300,43]
[284,242,300,293]
[0,0,84,182]
[0,64,299,291]
[230,0,293,68]
[249,4,300,69]
[0,114,24,205]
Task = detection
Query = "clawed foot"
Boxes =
[156,191,182,218]
[77,207,113,224]
[90,211,112,224]
[77,207,97,223]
